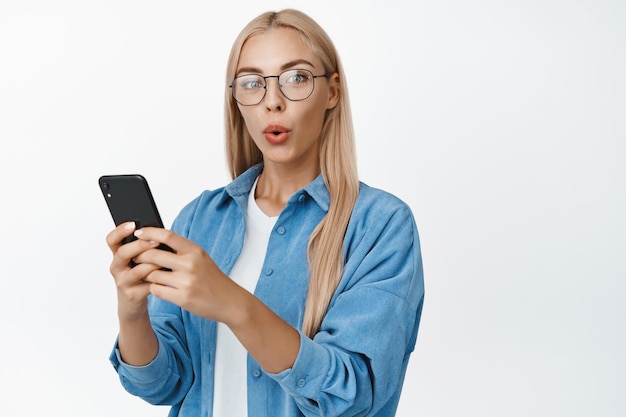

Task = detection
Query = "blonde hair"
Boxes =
[224,9,359,338]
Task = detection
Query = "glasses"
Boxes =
[229,69,328,106]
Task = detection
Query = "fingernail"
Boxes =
[125,221,136,230]
[134,229,143,237]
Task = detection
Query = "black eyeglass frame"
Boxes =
[229,69,328,106]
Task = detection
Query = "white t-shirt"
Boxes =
[213,179,278,417]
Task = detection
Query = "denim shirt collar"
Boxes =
[224,163,330,212]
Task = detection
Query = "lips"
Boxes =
[263,124,290,145]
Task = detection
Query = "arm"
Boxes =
[106,222,193,405]
[268,202,424,416]
[132,227,301,374]
[125,189,424,415]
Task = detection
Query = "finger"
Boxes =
[106,222,136,253]
[144,268,179,289]
[110,239,160,274]
[112,261,161,290]
[134,246,179,272]
[148,281,179,302]
[144,268,186,306]
[133,227,184,254]
[117,277,153,301]
[130,262,163,282]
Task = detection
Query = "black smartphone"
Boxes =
[98,174,174,256]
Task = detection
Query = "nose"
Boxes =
[264,77,285,111]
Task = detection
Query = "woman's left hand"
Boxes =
[132,227,242,324]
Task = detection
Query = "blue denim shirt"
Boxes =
[110,164,425,416]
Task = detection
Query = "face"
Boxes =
[235,28,339,173]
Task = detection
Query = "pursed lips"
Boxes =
[263,124,290,144]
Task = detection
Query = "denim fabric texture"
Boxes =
[110,164,425,416]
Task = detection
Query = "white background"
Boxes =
[1,0,624,416]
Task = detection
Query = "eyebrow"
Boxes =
[235,59,317,77]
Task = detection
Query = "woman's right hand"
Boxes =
[106,221,160,366]
[106,221,161,323]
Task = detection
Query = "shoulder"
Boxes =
[344,182,421,263]
[356,182,410,208]
[343,182,419,261]
[352,182,416,228]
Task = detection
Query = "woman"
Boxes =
[107,8,424,417]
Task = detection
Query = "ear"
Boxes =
[325,72,340,110]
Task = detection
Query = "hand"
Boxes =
[129,227,300,373]
[132,227,242,324]
[106,222,162,322]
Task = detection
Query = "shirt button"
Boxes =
[276,226,286,235]
[264,268,273,276]
[298,194,306,203]
[252,369,262,378]
[297,379,306,388]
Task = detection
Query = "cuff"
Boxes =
[268,330,330,398]
[109,338,170,386]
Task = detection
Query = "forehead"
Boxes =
[237,28,322,73]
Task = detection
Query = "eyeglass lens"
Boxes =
[231,69,317,105]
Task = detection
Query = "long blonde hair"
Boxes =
[224,9,359,338]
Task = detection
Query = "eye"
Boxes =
[283,70,311,86]
[238,76,264,90]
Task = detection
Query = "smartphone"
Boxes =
[98,174,174,255]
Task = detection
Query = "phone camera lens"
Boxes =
[102,181,109,191]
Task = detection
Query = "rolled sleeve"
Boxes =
[110,338,171,389]
[269,331,328,396]
[268,330,369,416]
[108,302,195,405]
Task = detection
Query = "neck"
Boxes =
[254,163,319,216]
